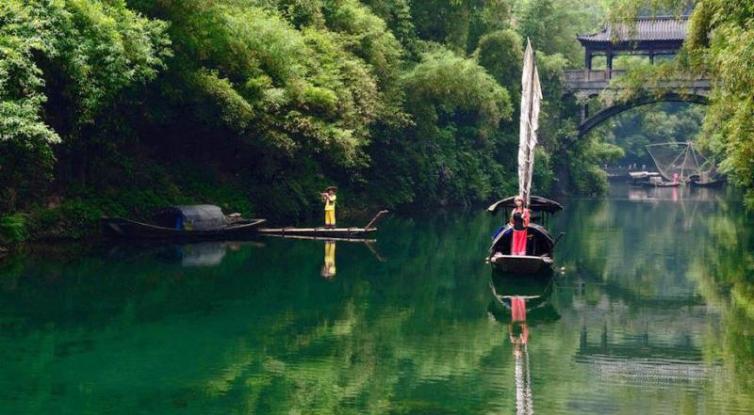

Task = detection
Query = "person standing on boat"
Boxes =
[510,196,530,256]
[322,186,337,229]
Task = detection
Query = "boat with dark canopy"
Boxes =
[102,205,266,240]
[486,40,563,276]
[487,196,562,275]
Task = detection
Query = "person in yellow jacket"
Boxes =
[321,186,337,228]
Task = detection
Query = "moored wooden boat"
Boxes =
[689,178,725,188]
[257,227,375,239]
[102,205,266,240]
[256,232,377,242]
[641,180,680,188]
[103,218,266,239]
[257,210,389,240]
[628,171,661,186]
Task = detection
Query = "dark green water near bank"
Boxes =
[1,184,753,414]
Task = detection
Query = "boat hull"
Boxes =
[689,179,725,188]
[102,218,266,240]
[641,181,680,188]
[490,254,553,275]
[257,227,376,239]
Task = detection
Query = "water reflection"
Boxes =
[177,242,231,267]
[624,182,724,203]
[0,191,752,413]
[489,274,559,415]
[321,240,336,279]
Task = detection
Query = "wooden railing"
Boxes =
[563,70,626,82]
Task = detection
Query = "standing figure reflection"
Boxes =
[489,275,560,415]
[321,240,336,279]
[509,296,533,415]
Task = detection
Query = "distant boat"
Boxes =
[688,177,726,188]
[640,176,681,188]
[102,205,266,240]
[486,40,561,276]
[628,171,661,186]
[646,142,724,186]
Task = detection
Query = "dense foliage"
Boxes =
[591,102,704,167]
[1,0,626,241]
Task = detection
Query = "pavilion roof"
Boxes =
[577,15,688,45]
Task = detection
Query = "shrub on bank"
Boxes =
[0,214,28,245]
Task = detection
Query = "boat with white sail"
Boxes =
[487,39,562,275]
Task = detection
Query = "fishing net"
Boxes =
[646,143,703,181]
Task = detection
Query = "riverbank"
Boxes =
[0,184,394,250]
[0,184,522,251]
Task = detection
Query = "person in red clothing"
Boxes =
[510,196,530,256]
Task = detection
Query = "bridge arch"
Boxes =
[577,93,708,138]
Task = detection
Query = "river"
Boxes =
[1,184,752,414]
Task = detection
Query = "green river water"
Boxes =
[1,184,752,414]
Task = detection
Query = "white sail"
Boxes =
[518,39,543,206]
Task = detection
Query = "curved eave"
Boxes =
[577,34,686,50]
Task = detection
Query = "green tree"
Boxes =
[369,49,513,207]
[474,29,524,99]
[0,0,169,209]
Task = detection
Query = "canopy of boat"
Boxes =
[487,195,563,214]
[154,205,227,230]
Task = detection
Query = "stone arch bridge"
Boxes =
[562,15,710,139]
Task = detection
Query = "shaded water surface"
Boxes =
[1,184,753,414]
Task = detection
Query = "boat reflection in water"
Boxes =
[321,240,337,279]
[488,273,560,415]
[106,240,262,267]
[176,241,234,267]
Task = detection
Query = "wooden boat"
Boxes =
[102,205,266,240]
[628,171,661,186]
[486,41,562,276]
[257,210,388,239]
[689,179,725,188]
[641,180,680,188]
[259,233,377,242]
[488,222,558,276]
[487,197,562,275]
[688,173,725,188]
